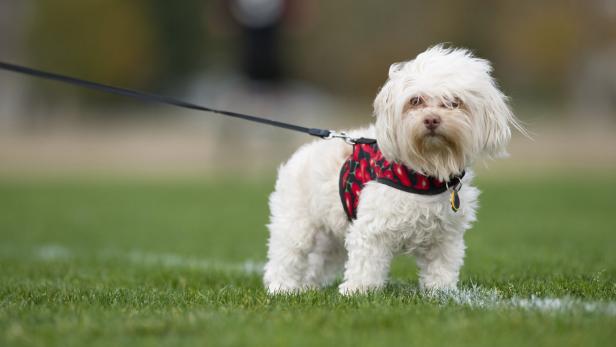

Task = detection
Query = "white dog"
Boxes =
[263,45,523,295]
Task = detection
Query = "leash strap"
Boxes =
[0,61,376,144]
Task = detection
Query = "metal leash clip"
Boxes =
[324,130,357,145]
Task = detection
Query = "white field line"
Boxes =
[3,244,615,316]
[428,286,616,316]
[120,250,265,274]
[29,244,265,274]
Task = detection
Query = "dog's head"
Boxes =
[374,45,523,180]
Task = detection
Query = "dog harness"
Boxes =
[339,142,465,220]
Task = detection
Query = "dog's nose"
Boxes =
[423,115,441,130]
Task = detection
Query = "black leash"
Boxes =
[0,61,376,144]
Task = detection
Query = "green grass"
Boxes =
[1,174,615,347]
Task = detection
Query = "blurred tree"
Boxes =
[147,0,207,88]
[27,0,207,105]
[28,0,157,103]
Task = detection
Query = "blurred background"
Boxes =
[0,0,615,176]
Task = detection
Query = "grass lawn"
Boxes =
[1,173,615,346]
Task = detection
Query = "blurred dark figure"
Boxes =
[208,0,316,85]
[227,0,289,83]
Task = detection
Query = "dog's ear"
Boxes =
[375,62,409,119]
[374,80,393,119]
[375,63,404,120]
[373,69,401,161]
[388,62,406,78]
[476,85,516,158]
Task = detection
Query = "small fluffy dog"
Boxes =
[264,45,523,294]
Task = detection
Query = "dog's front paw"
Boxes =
[338,281,381,296]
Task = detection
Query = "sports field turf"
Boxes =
[1,174,615,346]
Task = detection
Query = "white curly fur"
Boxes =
[263,45,520,295]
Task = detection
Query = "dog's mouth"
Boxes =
[422,130,449,146]
[418,130,463,159]
[425,129,441,137]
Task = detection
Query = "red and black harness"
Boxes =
[339,141,465,220]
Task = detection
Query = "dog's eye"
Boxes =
[443,98,462,109]
[410,97,422,106]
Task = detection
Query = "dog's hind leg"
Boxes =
[263,217,316,294]
[303,231,346,288]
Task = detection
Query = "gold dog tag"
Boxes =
[450,190,460,212]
